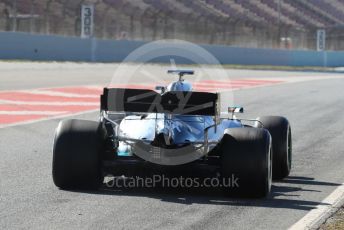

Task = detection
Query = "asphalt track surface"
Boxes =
[0,62,344,229]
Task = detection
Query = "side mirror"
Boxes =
[155,86,166,93]
[228,106,244,119]
[228,106,244,113]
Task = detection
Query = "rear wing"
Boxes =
[100,88,219,116]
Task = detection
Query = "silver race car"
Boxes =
[52,70,292,197]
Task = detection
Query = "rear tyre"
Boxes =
[255,116,292,179]
[220,128,272,198]
[52,119,106,189]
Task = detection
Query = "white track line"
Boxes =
[289,183,344,230]
[26,90,98,98]
[0,84,103,94]
[83,85,104,90]
[0,109,98,129]
[0,100,99,106]
[0,111,66,115]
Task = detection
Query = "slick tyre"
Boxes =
[220,128,272,198]
[255,116,292,179]
[52,119,105,189]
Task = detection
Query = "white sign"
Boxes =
[317,29,326,51]
[81,4,94,38]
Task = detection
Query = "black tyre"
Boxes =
[220,128,272,198]
[255,116,292,179]
[52,119,106,189]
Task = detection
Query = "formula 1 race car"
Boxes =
[52,70,292,198]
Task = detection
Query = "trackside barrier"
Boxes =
[1,32,344,67]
